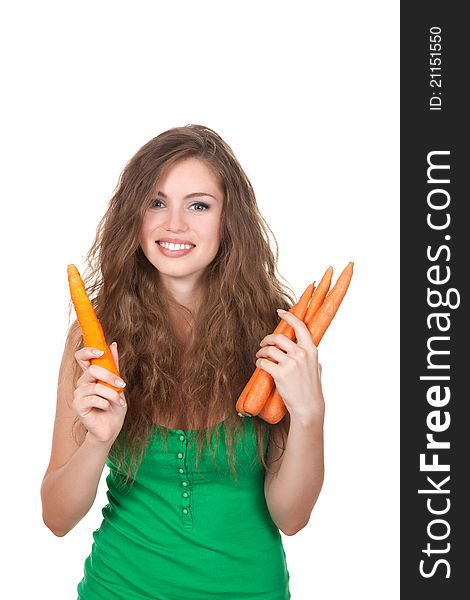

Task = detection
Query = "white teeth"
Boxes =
[158,241,194,251]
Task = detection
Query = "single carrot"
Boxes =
[235,374,256,418]
[236,281,315,417]
[307,261,354,345]
[67,264,123,393]
[258,262,354,424]
[304,266,333,325]
[257,385,286,424]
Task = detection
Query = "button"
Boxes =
[182,492,189,498]
[182,481,188,487]
[179,435,185,441]
[182,508,188,515]
[177,452,184,459]
[178,468,184,474]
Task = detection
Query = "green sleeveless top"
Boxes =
[77,417,291,599]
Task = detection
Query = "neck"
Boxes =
[159,274,203,313]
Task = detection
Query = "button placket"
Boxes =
[174,430,193,529]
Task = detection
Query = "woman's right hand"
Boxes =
[72,342,128,445]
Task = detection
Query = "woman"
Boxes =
[41,124,325,599]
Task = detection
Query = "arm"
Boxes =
[264,412,324,536]
[41,432,113,537]
[256,308,326,536]
[40,326,122,537]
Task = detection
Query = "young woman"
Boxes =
[41,124,325,599]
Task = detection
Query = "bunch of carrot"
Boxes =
[236,262,354,424]
[67,264,123,393]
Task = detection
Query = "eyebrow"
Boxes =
[155,191,218,200]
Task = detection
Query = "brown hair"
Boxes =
[67,124,296,486]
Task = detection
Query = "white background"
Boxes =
[0,1,399,598]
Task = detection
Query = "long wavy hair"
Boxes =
[67,124,297,487]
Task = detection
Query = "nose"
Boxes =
[164,205,189,232]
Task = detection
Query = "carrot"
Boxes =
[307,261,354,345]
[67,264,123,393]
[236,281,315,417]
[235,374,256,418]
[304,266,333,325]
[258,262,354,424]
[247,271,330,422]
[257,386,286,424]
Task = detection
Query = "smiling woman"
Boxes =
[139,157,225,302]
[40,124,324,600]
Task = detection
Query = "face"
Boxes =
[139,157,224,292]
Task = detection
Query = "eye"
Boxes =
[190,202,209,211]
[150,198,164,208]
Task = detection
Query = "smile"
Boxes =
[156,241,196,257]
[158,241,195,250]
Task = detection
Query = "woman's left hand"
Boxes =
[255,309,325,422]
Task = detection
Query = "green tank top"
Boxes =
[77,417,291,599]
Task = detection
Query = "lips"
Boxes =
[157,237,196,246]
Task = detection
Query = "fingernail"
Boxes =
[93,349,104,356]
[115,378,126,387]
[277,308,287,314]
[111,341,117,347]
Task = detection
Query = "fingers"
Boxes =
[79,362,126,388]
[74,346,126,411]
[256,344,288,364]
[76,381,126,408]
[276,309,316,349]
[75,346,125,384]
[259,333,298,354]
[259,332,318,365]
[74,391,118,413]
[74,345,105,372]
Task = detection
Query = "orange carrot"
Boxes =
[258,262,354,424]
[304,266,333,325]
[236,281,315,417]
[307,261,354,345]
[67,264,123,393]
[271,266,330,426]
[235,373,256,418]
[257,386,286,424]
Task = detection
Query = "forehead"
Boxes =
[154,157,223,196]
